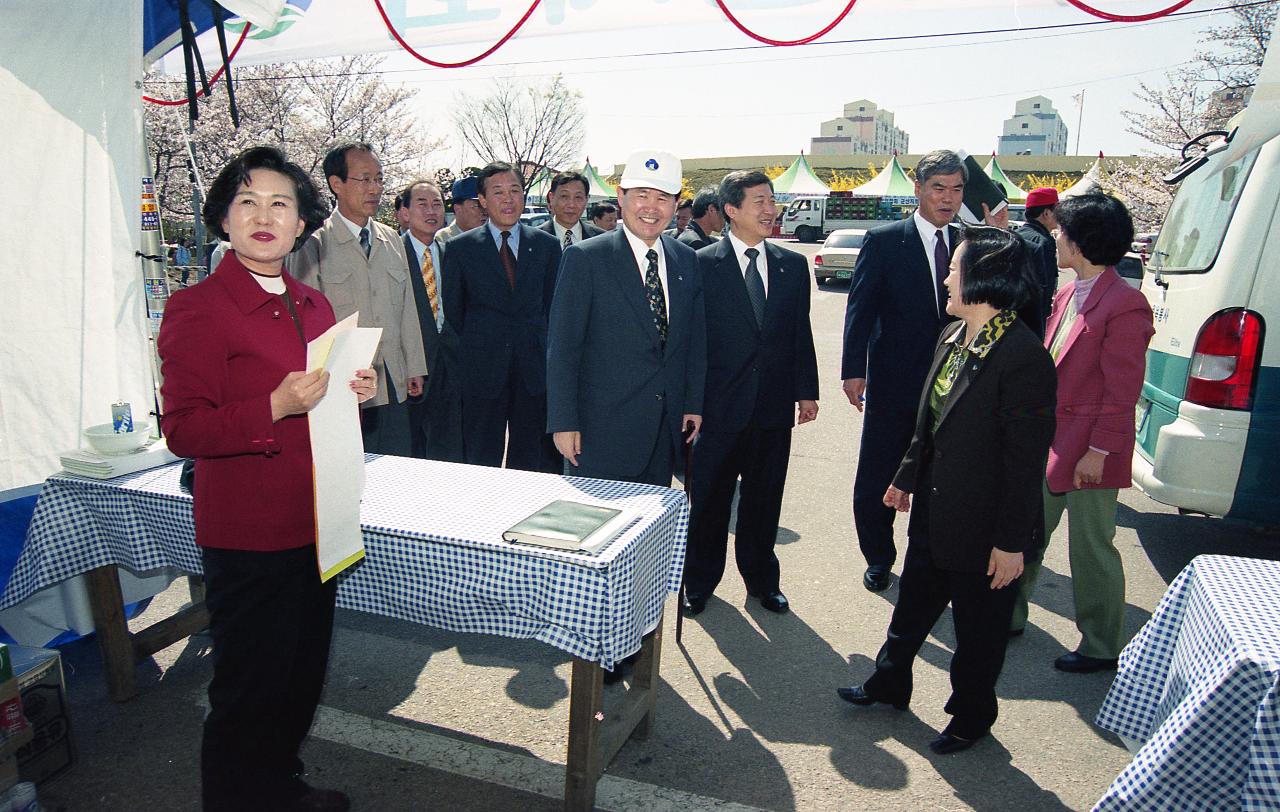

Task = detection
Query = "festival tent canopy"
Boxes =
[1062,155,1106,198]
[771,154,830,198]
[583,162,616,200]
[983,155,1028,203]
[849,155,917,198]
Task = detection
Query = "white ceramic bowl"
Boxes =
[83,421,151,456]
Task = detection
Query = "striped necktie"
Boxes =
[421,246,439,321]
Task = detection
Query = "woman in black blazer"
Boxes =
[836,225,1057,754]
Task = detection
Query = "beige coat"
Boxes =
[288,213,428,407]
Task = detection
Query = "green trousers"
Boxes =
[1012,481,1125,659]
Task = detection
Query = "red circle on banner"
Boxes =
[1061,0,1193,23]
[372,0,542,68]
[714,0,859,46]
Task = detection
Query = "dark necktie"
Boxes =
[359,227,371,259]
[744,247,765,328]
[933,229,949,314]
[563,228,573,248]
[644,248,668,346]
[499,230,517,290]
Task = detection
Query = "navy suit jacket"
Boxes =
[539,219,605,242]
[441,223,561,399]
[678,220,716,251]
[698,237,818,433]
[841,218,958,412]
[546,229,707,479]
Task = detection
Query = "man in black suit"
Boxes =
[400,180,465,462]
[588,201,618,232]
[547,149,706,487]
[684,171,819,617]
[842,149,965,592]
[664,197,693,238]
[540,170,605,249]
[442,162,562,472]
[677,187,724,251]
[1016,186,1060,338]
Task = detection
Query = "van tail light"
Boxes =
[1185,309,1264,410]
[814,255,824,265]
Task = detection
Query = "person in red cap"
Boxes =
[1016,187,1061,338]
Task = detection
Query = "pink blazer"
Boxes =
[1044,268,1155,493]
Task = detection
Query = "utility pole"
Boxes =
[1074,90,1085,155]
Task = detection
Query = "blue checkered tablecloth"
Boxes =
[3,455,688,669]
[1094,555,1280,811]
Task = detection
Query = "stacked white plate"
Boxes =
[60,441,179,479]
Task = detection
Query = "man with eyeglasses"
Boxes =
[289,142,428,456]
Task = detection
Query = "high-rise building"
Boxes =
[810,100,910,156]
[998,96,1069,156]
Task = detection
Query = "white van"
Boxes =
[1131,120,1277,526]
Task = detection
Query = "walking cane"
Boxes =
[676,419,695,644]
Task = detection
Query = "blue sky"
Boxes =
[375,0,1236,170]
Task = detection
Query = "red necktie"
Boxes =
[499,230,516,290]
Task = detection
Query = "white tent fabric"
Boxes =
[1062,157,1105,198]
[1,2,151,491]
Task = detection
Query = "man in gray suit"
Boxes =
[288,142,428,456]
[436,176,487,243]
[547,149,706,487]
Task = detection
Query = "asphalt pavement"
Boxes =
[40,240,1280,811]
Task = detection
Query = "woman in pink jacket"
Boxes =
[1011,193,1154,673]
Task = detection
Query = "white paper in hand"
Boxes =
[306,312,383,580]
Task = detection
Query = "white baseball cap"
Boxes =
[618,150,682,195]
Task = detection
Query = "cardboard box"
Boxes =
[9,647,71,785]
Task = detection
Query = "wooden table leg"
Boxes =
[630,620,662,739]
[84,564,136,702]
[564,657,604,812]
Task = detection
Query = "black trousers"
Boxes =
[362,369,414,456]
[408,353,465,463]
[853,403,917,567]
[463,358,558,473]
[863,532,1019,740]
[201,545,338,811]
[685,426,792,596]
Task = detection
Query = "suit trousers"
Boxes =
[685,426,792,596]
[863,533,1019,740]
[570,408,676,488]
[408,352,465,463]
[1012,481,1124,658]
[362,369,414,456]
[463,357,558,473]
[853,402,917,567]
[201,544,338,811]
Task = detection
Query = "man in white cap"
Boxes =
[547,149,706,488]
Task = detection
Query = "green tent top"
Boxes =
[983,155,1028,203]
[849,154,916,198]
[772,153,830,197]
[583,161,616,199]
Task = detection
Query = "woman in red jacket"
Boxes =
[158,146,375,812]
[1011,193,1154,674]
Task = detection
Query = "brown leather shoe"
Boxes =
[288,787,350,812]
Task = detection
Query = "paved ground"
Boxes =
[37,240,1280,811]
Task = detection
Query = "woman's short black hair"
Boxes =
[957,224,1036,311]
[1054,193,1134,267]
[202,146,328,251]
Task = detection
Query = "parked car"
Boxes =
[520,212,552,229]
[813,229,866,283]
[1131,231,1159,257]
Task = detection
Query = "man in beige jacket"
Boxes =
[289,142,428,455]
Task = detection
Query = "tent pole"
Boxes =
[139,123,170,438]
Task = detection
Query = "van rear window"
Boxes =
[1149,148,1258,273]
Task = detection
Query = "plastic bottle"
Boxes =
[7,782,41,812]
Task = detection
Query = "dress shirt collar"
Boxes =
[219,251,314,314]
[407,232,437,265]
[487,221,520,254]
[621,222,663,269]
[913,209,952,253]
[726,228,769,293]
[552,219,582,243]
[335,208,372,242]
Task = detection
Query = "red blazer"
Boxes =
[158,253,336,551]
[1044,268,1154,493]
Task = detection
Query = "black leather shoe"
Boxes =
[1054,651,1118,673]
[683,592,708,617]
[288,787,351,812]
[928,731,984,755]
[758,592,789,614]
[836,685,908,710]
[863,565,892,593]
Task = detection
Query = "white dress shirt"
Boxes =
[407,231,444,330]
[621,224,672,310]
[727,229,769,295]
[551,220,584,245]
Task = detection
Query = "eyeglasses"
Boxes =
[347,176,385,187]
